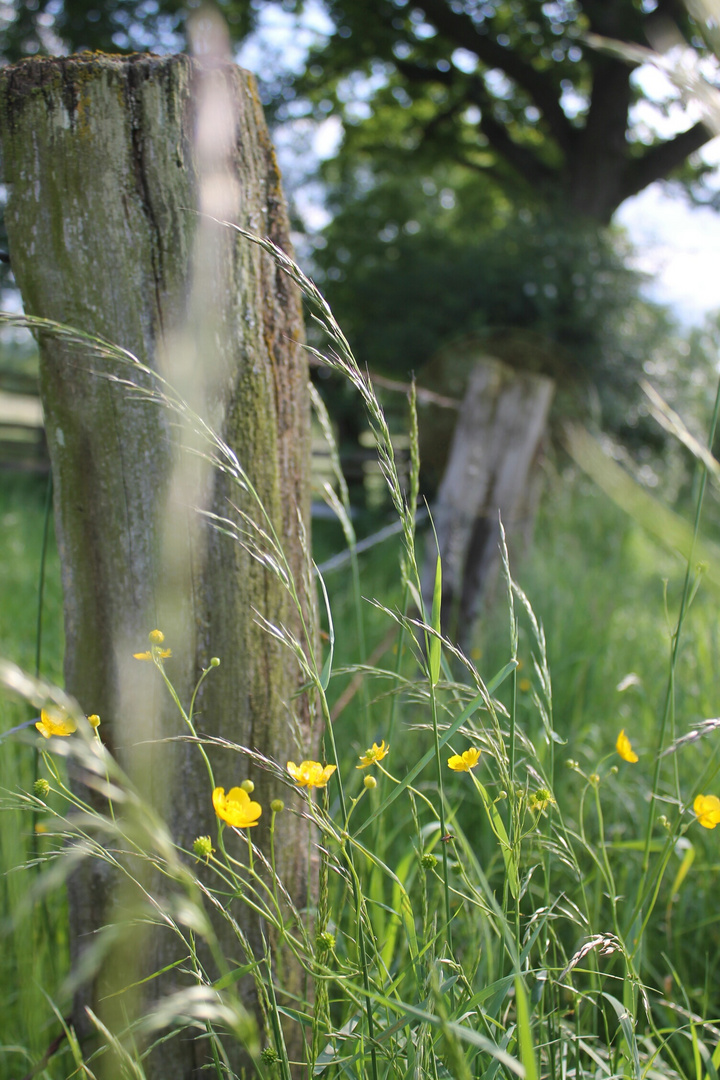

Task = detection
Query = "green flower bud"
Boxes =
[33,778,50,798]
[316,929,336,951]
[528,788,556,814]
[192,835,214,861]
[363,775,377,790]
[241,779,255,794]
[270,799,284,813]
[210,657,221,667]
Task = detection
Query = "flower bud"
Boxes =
[316,929,336,951]
[241,779,255,794]
[363,775,377,790]
[270,799,284,813]
[88,714,101,729]
[149,629,165,644]
[210,657,221,667]
[192,835,214,861]
[33,778,50,798]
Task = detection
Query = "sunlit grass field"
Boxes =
[4,435,720,1077]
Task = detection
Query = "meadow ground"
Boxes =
[2,453,720,1078]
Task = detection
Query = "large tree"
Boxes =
[276,0,719,225]
[3,2,718,225]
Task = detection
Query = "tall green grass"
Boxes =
[0,474,67,1076]
[3,244,720,1079]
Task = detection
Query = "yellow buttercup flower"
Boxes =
[35,707,76,740]
[448,747,481,772]
[357,740,390,768]
[212,786,262,828]
[134,629,172,661]
[616,729,638,763]
[287,760,337,788]
[694,794,720,829]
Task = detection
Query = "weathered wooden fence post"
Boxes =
[422,356,554,647]
[0,49,316,1075]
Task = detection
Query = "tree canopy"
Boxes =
[2,1,718,224]
[275,0,718,224]
[3,0,718,460]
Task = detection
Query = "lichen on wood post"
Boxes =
[0,49,317,1075]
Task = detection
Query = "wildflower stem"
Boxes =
[269,808,281,920]
[344,843,379,1080]
[94,728,115,823]
[638,367,720,896]
[429,684,452,949]
[156,661,216,791]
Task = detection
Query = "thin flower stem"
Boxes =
[638,368,720,895]
[94,728,115,823]
[188,661,219,726]
[155,660,216,791]
[343,840,379,1080]
[592,786,620,939]
[268,810,282,928]
[429,683,452,951]
[316,682,348,825]
[300,778,378,1080]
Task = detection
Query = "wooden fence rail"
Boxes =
[0,374,48,472]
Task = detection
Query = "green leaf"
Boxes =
[316,564,335,691]
[429,554,442,686]
[514,977,538,1080]
[602,992,640,1080]
[473,775,519,899]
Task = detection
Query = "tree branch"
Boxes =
[411,0,574,152]
[394,55,559,190]
[466,80,557,190]
[620,121,714,202]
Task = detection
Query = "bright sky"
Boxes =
[618,57,720,325]
[618,180,720,324]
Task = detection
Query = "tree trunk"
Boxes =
[0,51,316,1076]
[422,356,554,647]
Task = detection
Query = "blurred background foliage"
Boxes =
[3,0,720,496]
